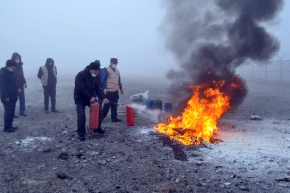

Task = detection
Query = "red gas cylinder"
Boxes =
[89,103,99,130]
[126,105,134,126]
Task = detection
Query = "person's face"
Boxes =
[90,69,99,74]
[7,66,16,71]
[49,62,53,65]
[15,56,20,61]
[110,62,118,69]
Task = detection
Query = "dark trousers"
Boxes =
[43,86,56,111]
[3,102,16,130]
[102,91,119,121]
[76,104,103,136]
[18,88,25,114]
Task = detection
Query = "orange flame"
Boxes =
[154,79,238,145]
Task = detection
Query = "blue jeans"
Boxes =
[18,88,25,114]
[3,102,16,130]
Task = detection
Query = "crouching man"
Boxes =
[74,62,109,141]
[0,60,19,132]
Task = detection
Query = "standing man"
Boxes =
[74,62,109,141]
[11,52,27,117]
[101,58,124,122]
[37,58,58,113]
[0,60,19,132]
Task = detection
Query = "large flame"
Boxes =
[154,77,244,145]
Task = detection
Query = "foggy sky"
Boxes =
[0,0,289,77]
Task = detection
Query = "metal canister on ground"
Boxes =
[154,99,162,110]
[145,98,154,109]
[164,102,172,113]
[126,105,134,126]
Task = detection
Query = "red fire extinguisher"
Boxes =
[126,104,134,126]
[89,102,100,130]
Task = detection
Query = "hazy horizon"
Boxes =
[1,0,289,78]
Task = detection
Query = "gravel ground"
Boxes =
[0,75,289,193]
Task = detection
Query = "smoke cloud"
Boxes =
[130,104,168,123]
[161,0,284,114]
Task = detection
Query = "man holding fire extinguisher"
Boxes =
[74,62,109,141]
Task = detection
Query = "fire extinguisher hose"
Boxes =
[95,99,126,106]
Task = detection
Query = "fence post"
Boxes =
[241,64,243,77]
[280,59,283,82]
[252,62,254,80]
[276,54,286,82]
[265,62,267,82]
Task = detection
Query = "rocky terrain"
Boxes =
[0,75,289,193]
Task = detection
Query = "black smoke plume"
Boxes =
[161,0,284,114]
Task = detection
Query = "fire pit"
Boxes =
[154,75,246,145]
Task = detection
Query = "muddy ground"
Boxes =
[0,75,290,193]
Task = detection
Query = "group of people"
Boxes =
[0,53,28,133]
[74,58,124,141]
[0,53,124,141]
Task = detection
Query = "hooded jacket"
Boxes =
[11,52,26,89]
[74,66,105,106]
[37,58,57,86]
[0,67,18,103]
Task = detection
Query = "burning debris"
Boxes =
[155,0,284,145]
[154,78,245,145]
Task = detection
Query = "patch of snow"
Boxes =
[15,137,52,151]
[140,127,155,135]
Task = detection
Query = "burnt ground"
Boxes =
[0,75,290,193]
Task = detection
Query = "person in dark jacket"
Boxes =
[0,60,20,132]
[11,52,27,117]
[37,58,58,113]
[74,62,109,141]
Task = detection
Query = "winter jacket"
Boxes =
[74,66,105,106]
[11,53,26,89]
[0,68,18,103]
[37,58,57,87]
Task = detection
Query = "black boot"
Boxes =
[112,118,122,122]
[94,128,105,134]
[78,132,86,141]
[78,135,86,141]
[4,128,15,133]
